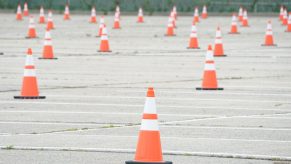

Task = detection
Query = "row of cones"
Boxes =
[16,3,70,21]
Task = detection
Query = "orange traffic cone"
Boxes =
[201,5,208,19]
[241,9,249,27]
[113,12,121,29]
[165,16,175,36]
[39,6,45,24]
[193,7,199,24]
[23,2,29,16]
[286,13,291,32]
[39,29,57,59]
[97,16,105,37]
[137,8,144,23]
[170,11,177,28]
[116,6,121,19]
[282,9,288,26]
[196,45,223,90]
[279,6,284,21]
[214,27,226,57]
[26,16,37,39]
[187,23,200,49]
[63,3,70,20]
[98,26,111,52]
[229,13,240,34]
[16,4,22,21]
[125,87,172,164]
[14,48,45,99]
[173,6,177,20]
[262,21,277,46]
[238,6,243,22]
[89,6,97,23]
[47,10,55,30]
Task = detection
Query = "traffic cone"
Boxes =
[241,9,249,27]
[14,48,45,99]
[214,27,226,57]
[279,6,284,21]
[39,6,45,24]
[238,6,243,22]
[282,9,288,26]
[39,29,57,59]
[261,21,277,46]
[116,6,121,19]
[228,13,240,34]
[137,8,144,23]
[187,23,200,49]
[113,12,121,29]
[286,12,291,32]
[23,2,29,16]
[171,11,177,28]
[16,4,22,21]
[63,3,70,20]
[97,16,105,37]
[201,5,208,19]
[98,26,111,52]
[193,7,199,24]
[165,16,175,36]
[125,87,172,164]
[47,10,55,30]
[196,45,223,90]
[173,6,177,20]
[89,6,97,23]
[26,16,37,39]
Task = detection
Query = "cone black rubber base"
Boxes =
[14,96,46,99]
[25,36,39,39]
[214,55,227,57]
[196,87,224,90]
[228,32,240,34]
[0,52,3,55]
[164,34,176,37]
[125,161,173,164]
[38,57,58,60]
[261,44,277,47]
[285,30,291,32]
[187,47,200,49]
[98,50,112,52]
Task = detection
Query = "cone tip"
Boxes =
[208,45,212,50]
[27,48,32,55]
[147,87,155,97]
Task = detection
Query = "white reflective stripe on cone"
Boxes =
[204,63,215,71]
[45,32,51,39]
[144,97,157,114]
[24,69,36,77]
[215,38,222,44]
[25,56,34,65]
[44,40,52,46]
[216,31,222,37]
[140,119,159,131]
[267,24,272,30]
[101,35,108,40]
[266,30,273,35]
[190,32,197,37]
[29,25,35,28]
[231,22,237,26]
